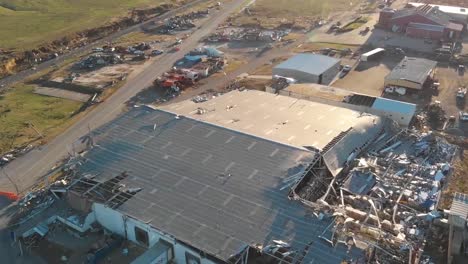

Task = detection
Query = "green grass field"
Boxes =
[0,84,82,154]
[0,0,173,50]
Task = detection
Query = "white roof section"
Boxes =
[158,90,383,152]
[274,53,341,75]
[409,2,468,16]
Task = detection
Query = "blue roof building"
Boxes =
[273,54,341,84]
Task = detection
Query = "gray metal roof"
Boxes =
[392,4,455,28]
[385,57,437,88]
[451,192,468,218]
[274,54,341,75]
[372,98,417,115]
[76,107,364,263]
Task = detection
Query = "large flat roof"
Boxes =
[274,53,340,76]
[385,57,437,88]
[76,107,364,263]
[159,90,381,151]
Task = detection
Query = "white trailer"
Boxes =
[360,48,385,62]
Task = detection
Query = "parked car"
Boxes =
[151,49,164,56]
[339,65,352,78]
[459,111,468,121]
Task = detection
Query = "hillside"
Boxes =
[0,0,176,50]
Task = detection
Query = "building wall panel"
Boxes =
[406,26,444,39]
[93,203,219,264]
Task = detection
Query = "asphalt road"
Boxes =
[0,0,248,193]
[0,0,209,90]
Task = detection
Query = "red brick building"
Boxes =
[378,5,463,40]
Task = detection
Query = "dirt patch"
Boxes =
[229,0,369,30]
[439,147,468,209]
[293,42,359,53]
[237,78,271,91]
[251,56,288,75]
[72,64,135,89]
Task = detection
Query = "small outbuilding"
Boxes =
[273,54,341,85]
[384,57,437,90]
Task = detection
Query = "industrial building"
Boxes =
[409,2,468,26]
[65,94,389,263]
[378,4,463,40]
[384,56,437,90]
[13,90,458,264]
[272,54,341,85]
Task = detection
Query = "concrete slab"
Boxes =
[34,87,91,103]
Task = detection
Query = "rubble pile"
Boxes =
[76,53,123,69]
[1,144,34,167]
[127,42,151,54]
[206,28,289,43]
[159,10,209,33]
[415,102,447,130]
[290,127,457,263]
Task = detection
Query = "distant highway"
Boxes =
[0,0,248,193]
[0,0,210,90]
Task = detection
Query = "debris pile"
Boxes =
[290,127,457,263]
[415,102,447,130]
[1,144,34,167]
[206,28,289,43]
[76,53,123,69]
[158,10,209,33]
[127,42,151,54]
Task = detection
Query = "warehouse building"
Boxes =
[409,2,468,26]
[273,54,341,85]
[384,56,437,90]
[64,90,396,264]
[378,4,463,40]
[66,93,392,264]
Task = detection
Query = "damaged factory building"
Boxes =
[13,90,458,264]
